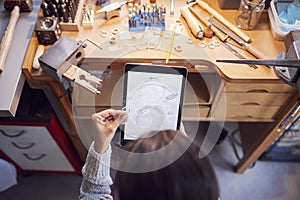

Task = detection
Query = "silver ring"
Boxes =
[109,36,117,44]
[112,28,120,35]
[212,39,221,47]
[175,20,182,26]
[100,30,108,38]
[163,31,171,39]
[199,41,207,48]
[187,38,194,44]
[207,42,216,49]
[174,44,183,52]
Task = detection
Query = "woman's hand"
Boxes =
[91,109,128,153]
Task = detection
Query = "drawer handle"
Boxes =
[23,153,46,161]
[246,89,269,93]
[11,142,35,149]
[0,129,26,138]
[233,115,254,119]
[240,102,261,106]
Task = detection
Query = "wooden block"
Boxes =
[59,0,86,32]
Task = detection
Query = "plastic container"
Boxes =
[268,0,300,40]
[268,7,286,40]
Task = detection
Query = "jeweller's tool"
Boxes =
[38,36,102,94]
[64,65,102,94]
[208,18,268,59]
[221,42,258,69]
[188,6,227,41]
[166,25,176,64]
[96,1,127,13]
[127,2,166,32]
[180,6,204,39]
[170,0,175,16]
[96,1,127,19]
[82,4,94,28]
[209,18,245,45]
[188,0,251,43]
[216,59,300,68]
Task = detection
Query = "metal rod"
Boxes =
[221,43,257,69]
[216,59,300,68]
[170,0,174,16]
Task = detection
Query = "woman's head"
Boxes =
[113,130,219,200]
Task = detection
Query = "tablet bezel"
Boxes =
[121,63,187,145]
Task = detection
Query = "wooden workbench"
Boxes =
[22,0,298,173]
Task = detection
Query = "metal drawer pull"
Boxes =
[11,141,35,149]
[0,129,26,138]
[241,102,261,106]
[23,153,46,161]
[246,89,269,93]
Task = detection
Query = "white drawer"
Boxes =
[0,139,74,172]
[0,125,54,142]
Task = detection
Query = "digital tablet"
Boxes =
[121,63,187,144]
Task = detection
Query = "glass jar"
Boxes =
[235,0,265,30]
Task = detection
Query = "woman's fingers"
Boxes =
[92,109,128,126]
[111,112,128,127]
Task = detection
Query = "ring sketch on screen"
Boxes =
[124,71,184,140]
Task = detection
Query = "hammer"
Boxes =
[0,0,33,73]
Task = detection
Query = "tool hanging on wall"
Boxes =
[0,0,33,74]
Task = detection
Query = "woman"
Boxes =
[79,109,219,200]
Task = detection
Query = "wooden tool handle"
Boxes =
[189,7,228,42]
[196,0,251,43]
[0,6,20,73]
[244,43,269,59]
[180,6,203,39]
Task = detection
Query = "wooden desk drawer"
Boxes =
[224,82,294,93]
[223,92,291,106]
[183,105,210,120]
[210,105,281,120]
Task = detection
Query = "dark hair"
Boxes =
[113,130,219,200]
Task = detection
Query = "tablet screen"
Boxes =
[122,63,187,142]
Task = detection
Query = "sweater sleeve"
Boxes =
[79,141,113,200]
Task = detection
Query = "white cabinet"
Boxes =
[0,125,74,171]
[0,114,82,173]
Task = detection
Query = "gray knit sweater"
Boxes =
[79,142,113,200]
